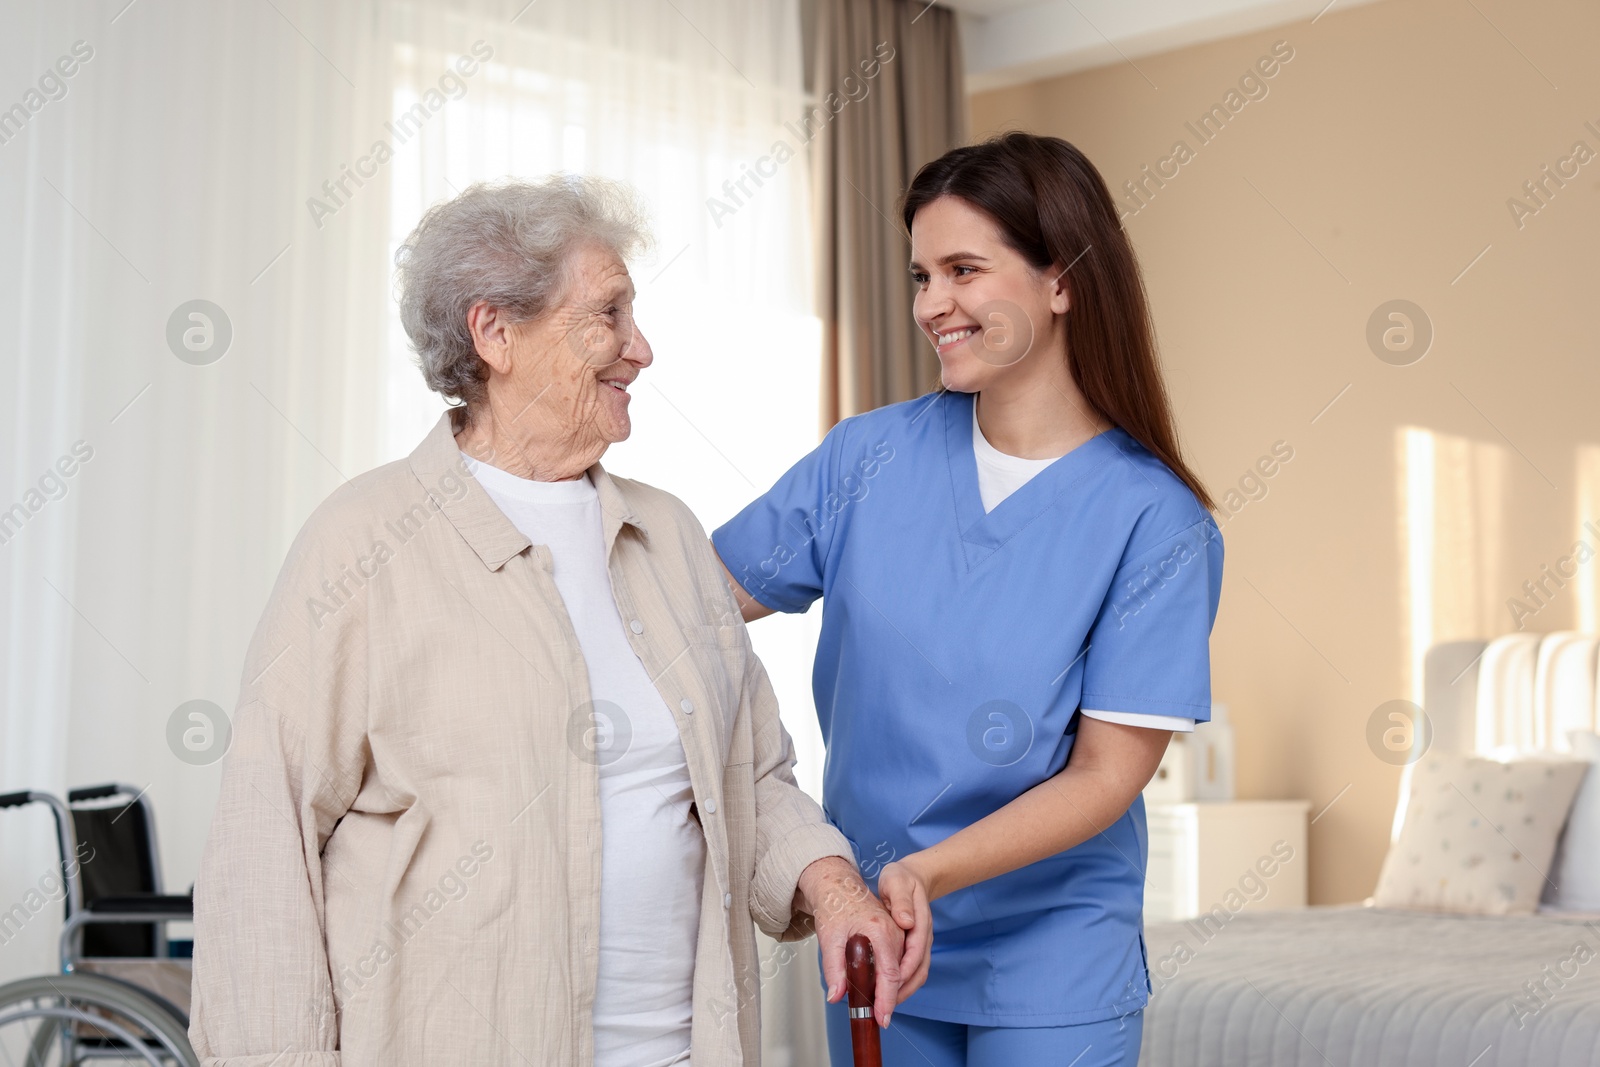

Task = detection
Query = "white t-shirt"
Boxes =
[464,454,701,1067]
[971,407,1196,733]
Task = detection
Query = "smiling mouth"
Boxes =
[935,326,978,348]
[601,379,630,394]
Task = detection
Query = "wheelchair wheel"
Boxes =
[0,971,199,1066]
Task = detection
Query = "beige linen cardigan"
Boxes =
[189,410,853,1066]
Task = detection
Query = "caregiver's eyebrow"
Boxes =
[908,252,991,269]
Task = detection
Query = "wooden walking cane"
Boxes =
[845,934,883,1067]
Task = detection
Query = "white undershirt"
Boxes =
[465,454,700,1067]
[971,407,1196,733]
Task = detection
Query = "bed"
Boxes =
[1140,637,1600,1067]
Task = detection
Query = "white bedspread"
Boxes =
[1141,904,1600,1066]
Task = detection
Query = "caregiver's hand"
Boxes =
[796,856,909,1027]
[875,857,934,1002]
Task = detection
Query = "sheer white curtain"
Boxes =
[2,0,830,1060]
[0,0,392,981]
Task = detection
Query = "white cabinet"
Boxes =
[1143,800,1310,923]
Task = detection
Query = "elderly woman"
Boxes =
[189,176,921,1066]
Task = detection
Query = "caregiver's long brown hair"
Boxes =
[901,132,1216,513]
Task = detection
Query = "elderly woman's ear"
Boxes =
[465,300,517,377]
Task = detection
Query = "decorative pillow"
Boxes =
[1374,752,1588,915]
[1544,731,1600,911]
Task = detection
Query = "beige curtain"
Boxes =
[810,0,968,430]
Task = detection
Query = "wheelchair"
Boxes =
[0,784,200,1065]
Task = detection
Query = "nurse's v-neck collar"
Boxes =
[945,390,1126,560]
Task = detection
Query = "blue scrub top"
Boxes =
[712,389,1224,1027]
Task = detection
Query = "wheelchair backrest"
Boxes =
[71,793,159,957]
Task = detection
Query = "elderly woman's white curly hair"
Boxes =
[395,175,652,408]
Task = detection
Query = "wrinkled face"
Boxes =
[494,243,652,458]
[909,195,1067,395]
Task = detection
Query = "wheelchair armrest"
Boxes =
[85,895,194,916]
[62,902,195,970]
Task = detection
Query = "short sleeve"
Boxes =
[712,421,850,614]
[1080,518,1224,723]
[1081,708,1196,733]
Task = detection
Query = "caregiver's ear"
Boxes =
[466,300,516,374]
[1045,266,1072,315]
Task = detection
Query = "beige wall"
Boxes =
[971,0,1600,904]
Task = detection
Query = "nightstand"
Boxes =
[1143,799,1310,923]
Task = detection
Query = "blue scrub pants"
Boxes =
[823,997,1143,1067]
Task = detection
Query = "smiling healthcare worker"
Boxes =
[712,132,1224,1066]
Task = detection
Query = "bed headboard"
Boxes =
[1422,640,1488,755]
[1423,634,1600,757]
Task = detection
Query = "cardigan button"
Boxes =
[723,892,732,909]
[681,698,694,714]
[629,619,644,634]
[704,798,717,815]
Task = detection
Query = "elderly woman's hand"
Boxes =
[795,855,927,1028]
